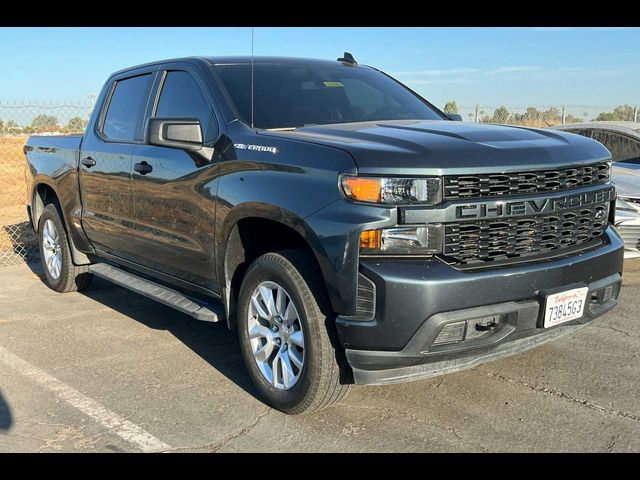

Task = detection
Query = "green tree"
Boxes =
[595,105,636,121]
[0,118,4,133]
[524,107,541,121]
[595,112,619,121]
[565,114,580,124]
[443,101,459,114]
[6,120,19,133]
[614,105,635,121]
[542,107,561,123]
[31,114,59,131]
[65,116,88,133]
[491,106,510,124]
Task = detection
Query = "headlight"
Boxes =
[360,225,443,255]
[341,175,442,205]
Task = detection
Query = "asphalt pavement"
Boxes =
[0,259,639,452]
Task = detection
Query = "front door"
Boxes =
[131,69,220,290]
[79,72,155,262]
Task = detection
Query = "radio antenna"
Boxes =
[251,27,255,130]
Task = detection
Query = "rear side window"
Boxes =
[156,71,216,140]
[102,74,152,141]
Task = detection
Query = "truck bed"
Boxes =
[27,134,83,153]
[25,134,85,242]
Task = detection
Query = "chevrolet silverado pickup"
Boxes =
[24,54,624,414]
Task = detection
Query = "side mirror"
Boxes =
[145,117,204,151]
[447,113,463,121]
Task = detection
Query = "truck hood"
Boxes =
[259,120,611,175]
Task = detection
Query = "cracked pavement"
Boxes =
[0,259,639,452]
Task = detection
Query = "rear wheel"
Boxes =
[237,250,350,414]
[38,203,92,293]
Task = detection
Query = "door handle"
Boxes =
[81,157,96,168]
[134,161,153,175]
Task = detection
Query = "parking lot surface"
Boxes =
[0,260,639,452]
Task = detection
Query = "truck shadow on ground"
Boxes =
[1,222,39,265]
[0,391,12,432]
[25,261,262,403]
[83,277,262,400]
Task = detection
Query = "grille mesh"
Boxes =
[444,204,609,265]
[444,162,610,200]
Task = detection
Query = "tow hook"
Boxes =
[475,320,499,332]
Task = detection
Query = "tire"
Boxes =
[237,249,350,414]
[38,203,92,293]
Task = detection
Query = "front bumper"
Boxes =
[338,226,624,385]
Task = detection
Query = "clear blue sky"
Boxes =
[1,27,638,109]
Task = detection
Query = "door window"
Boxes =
[102,74,153,141]
[156,71,216,140]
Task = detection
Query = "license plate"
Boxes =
[543,287,588,328]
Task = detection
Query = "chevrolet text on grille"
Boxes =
[455,187,615,220]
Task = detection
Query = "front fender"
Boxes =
[215,202,334,303]
[304,199,396,315]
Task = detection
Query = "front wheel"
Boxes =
[237,250,350,414]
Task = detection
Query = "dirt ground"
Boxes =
[0,136,33,252]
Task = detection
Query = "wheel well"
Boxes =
[33,184,60,227]
[31,184,91,266]
[224,217,326,330]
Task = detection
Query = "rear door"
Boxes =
[80,70,156,262]
[130,66,221,290]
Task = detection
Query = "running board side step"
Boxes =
[89,263,224,322]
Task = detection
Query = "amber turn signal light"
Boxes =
[360,229,382,250]
[342,177,381,203]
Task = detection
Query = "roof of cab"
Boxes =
[110,55,357,77]
[204,56,349,66]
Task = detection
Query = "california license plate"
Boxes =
[543,287,588,328]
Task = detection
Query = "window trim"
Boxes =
[151,70,167,119]
[151,68,220,144]
[97,72,156,144]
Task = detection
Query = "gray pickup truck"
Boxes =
[25,54,624,414]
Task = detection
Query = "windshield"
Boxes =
[213,63,444,129]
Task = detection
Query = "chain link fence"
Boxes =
[454,105,639,127]
[0,102,637,267]
[0,102,94,266]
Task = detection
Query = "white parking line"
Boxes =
[0,346,170,452]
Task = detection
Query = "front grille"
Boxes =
[444,203,609,265]
[444,162,610,200]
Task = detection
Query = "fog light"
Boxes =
[432,321,466,346]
